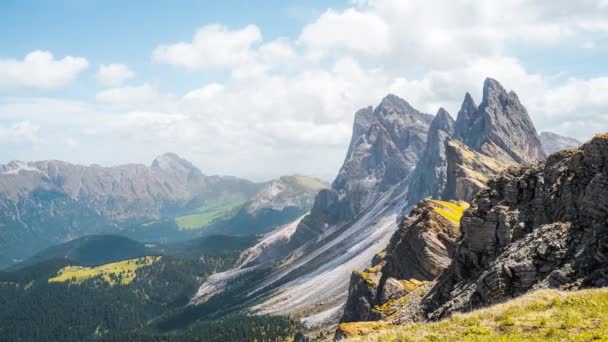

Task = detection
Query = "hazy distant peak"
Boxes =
[151,152,201,175]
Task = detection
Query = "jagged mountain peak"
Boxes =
[454,92,479,142]
[456,77,545,164]
[481,77,507,100]
[375,94,418,115]
[431,108,455,132]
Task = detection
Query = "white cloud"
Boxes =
[299,8,391,56]
[0,121,40,145]
[0,51,88,90]
[183,83,225,101]
[95,83,176,111]
[3,0,608,179]
[96,64,135,87]
[153,24,262,70]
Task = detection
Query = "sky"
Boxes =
[1,0,608,181]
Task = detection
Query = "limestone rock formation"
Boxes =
[288,94,433,248]
[194,95,434,322]
[338,78,548,331]
[422,134,608,319]
[407,108,455,202]
[408,78,541,206]
[455,78,546,164]
[340,200,468,324]
[442,140,508,201]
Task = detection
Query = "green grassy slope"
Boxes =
[344,288,608,342]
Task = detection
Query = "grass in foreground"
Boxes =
[345,288,608,342]
[174,199,246,230]
[48,256,160,286]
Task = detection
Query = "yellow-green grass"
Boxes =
[174,199,246,230]
[430,200,469,225]
[48,256,161,286]
[339,322,392,338]
[593,133,608,139]
[345,288,608,342]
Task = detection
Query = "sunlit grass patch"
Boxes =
[345,288,608,342]
[430,200,469,224]
[48,256,161,286]
[174,199,246,230]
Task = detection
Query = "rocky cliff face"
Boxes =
[422,134,608,319]
[340,200,468,324]
[441,140,508,201]
[288,94,433,248]
[339,78,546,329]
[192,95,435,323]
[407,78,540,206]
[407,108,455,202]
[539,131,583,155]
[332,94,432,213]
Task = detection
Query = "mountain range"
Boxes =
[1,77,603,342]
[0,153,326,268]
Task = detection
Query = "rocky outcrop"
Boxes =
[422,134,608,319]
[340,200,468,324]
[338,78,549,330]
[408,78,541,206]
[332,94,432,211]
[407,108,455,203]
[539,131,582,155]
[442,140,508,201]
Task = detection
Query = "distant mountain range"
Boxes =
[0,152,326,268]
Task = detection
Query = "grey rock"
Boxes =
[423,135,608,319]
[455,78,546,164]
[539,131,583,155]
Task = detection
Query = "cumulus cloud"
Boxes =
[0,51,88,90]
[95,83,177,111]
[153,24,262,70]
[299,8,391,56]
[96,64,135,87]
[3,0,608,179]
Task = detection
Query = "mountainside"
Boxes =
[207,175,328,237]
[338,78,548,330]
[540,131,583,155]
[189,94,434,326]
[185,78,552,333]
[337,133,608,341]
[0,153,323,269]
[423,133,608,319]
[341,200,468,324]
[407,78,537,206]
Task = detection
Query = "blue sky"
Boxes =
[1,0,345,96]
[1,0,608,180]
